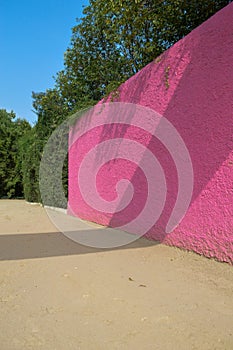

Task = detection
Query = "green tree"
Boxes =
[18,127,41,202]
[0,109,31,198]
[57,0,231,104]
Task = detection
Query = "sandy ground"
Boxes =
[0,200,232,350]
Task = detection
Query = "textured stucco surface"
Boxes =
[69,4,233,263]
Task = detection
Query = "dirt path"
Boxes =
[0,200,232,349]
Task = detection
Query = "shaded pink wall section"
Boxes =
[69,3,233,263]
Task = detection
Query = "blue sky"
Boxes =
[0,0,89,124]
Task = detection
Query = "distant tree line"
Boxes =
[1,0,231,202]
[0,109,31,198]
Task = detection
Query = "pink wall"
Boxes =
[69,3,233,263]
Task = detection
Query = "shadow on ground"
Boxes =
[0,231,158,261]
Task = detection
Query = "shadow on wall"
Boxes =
[105,4,233,238]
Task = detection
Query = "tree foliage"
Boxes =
[56,0,231,107]
[0,109,31,198]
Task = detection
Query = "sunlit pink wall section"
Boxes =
[69,3,233,263]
